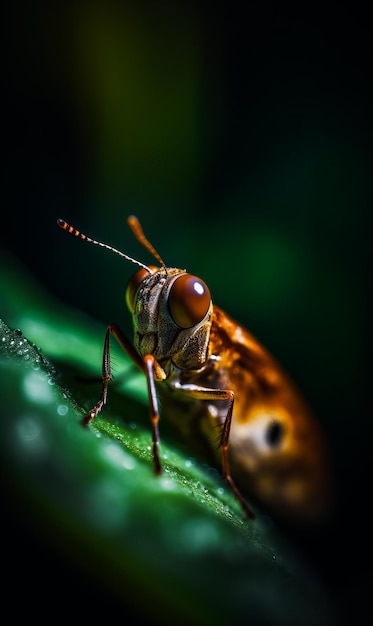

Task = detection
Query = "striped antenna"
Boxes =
[57,218,152,272]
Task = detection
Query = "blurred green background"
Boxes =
[2,1,371,624]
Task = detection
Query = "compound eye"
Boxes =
[126,266,158,312]
[168,274,211,328]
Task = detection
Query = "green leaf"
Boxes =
[0,253,335,625]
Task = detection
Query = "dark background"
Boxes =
[3,2,372,623]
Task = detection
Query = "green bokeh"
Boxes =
[3,2,371,624]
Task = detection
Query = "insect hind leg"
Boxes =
[219,392,255,520]
[171,381,255,520]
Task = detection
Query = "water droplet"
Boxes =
[85,478,129,531]
[57,404,68,416]
[16,415,47,455]
[180,519,220,551]
[23,371,55,404]
[160,476,176,491]
[17,416,40,441]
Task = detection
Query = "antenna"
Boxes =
[127,215,167,271]
[57,218,151,272]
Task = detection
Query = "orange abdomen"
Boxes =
[160,306,331,525]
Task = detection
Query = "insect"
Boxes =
[57,216,330,524]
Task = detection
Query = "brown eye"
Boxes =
[168,274,211,328]
[125,266,158,312]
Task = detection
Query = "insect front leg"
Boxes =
[143,354,167,476]
[83,327,164,476]
[82,323,144,426]
[171,382,255,520]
